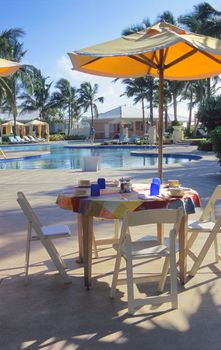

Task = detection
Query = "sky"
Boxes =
[0,0,220,118]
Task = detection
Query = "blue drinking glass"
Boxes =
[152,177,161,186]
[90,184,100,197]
[150,182,160,196]
[97,178,106,189]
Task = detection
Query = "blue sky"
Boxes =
[0,0,220,116]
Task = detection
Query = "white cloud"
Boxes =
[54,55,130,113]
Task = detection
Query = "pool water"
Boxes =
[0,142,200,170]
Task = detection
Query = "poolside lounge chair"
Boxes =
[110,208,183,314]
[128,134,140,144]
[33,135,46,142]
[15,135,28,143]
[118,133,129,144]
[8,136,19,144]
[17,192,72,284]
[28,135,39,143]
[22,136,32,143]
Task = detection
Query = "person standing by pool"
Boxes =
[89,126,96,145]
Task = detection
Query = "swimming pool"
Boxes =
[0,142,201,170]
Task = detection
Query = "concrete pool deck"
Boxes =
[1,144,221,350]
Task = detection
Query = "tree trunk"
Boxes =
[149,77,154,125]
[141,98,145,136]
[187,86,193,133]
[68,104,71,136]
[173,92,177,122]
[164,106,168,131]
[90,103,94,126]
[207,78,211,98]
[13,105,18,137]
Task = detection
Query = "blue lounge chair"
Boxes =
[15,136,28,143]
[128,134,140,144]
[8,136,19,144]
[118,133,129,144]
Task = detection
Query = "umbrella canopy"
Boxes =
[68,21,221,180]
[0,58,21,76]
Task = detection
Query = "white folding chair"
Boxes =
[92,219,120,258]
[17,192,72,284]
[110,208,183,314]
[187,185,221,273]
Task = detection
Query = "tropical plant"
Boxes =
[210,126,221,165]
[0,28,35,136]
[181,79,207,133]
[197,95,221,132]
[19,67,53,121]
[179,2,221,98]
[122,17,151,36]
[51,78,81,136]
[121,77,157,134]
[78,82,104,127]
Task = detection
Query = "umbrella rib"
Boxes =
[198,49,221,65]
[80,57,102,67]
[129,55,158,70]
[164,48,197,69]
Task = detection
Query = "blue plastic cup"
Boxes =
[91,184,100,197]
[152,177,161,186]
[150,182,160,196]
[97,178,106,189]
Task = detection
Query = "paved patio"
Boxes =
[1,145,221,350]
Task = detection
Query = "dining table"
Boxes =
[56,183,201,289]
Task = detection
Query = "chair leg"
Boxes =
[189,232,217,277]
[25,222,32,281]
[114,219,119,240]
[41,238,71,284]
[110,251,122,298]
[157,256,170,293]
[47,239,67,268]
[187,231,198,250]
[126,253,135,315]
[214,236,219,263]
[169,231,178,309]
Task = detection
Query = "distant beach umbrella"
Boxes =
[0,58,21,76]
[68,21,221,180]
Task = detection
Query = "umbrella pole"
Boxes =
[158,68,164,182]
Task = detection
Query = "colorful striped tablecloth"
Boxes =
[56,184,201,219]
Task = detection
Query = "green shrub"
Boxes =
[64,135,86,140]
[49,134,65,141]
[197,96,221,132]
[210,127,221,165]
[197,139,212,151]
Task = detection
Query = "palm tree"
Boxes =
[121,77,157,134]
[157,10,177,24]
[181,80,207,132]
[179,2,221,98]
[122,17,151,36]
[0,28,30,136]
[52,78,81,136]
[19,68,53,121]
[78,82,104,127]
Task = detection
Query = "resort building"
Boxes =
[72,105,158,139]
